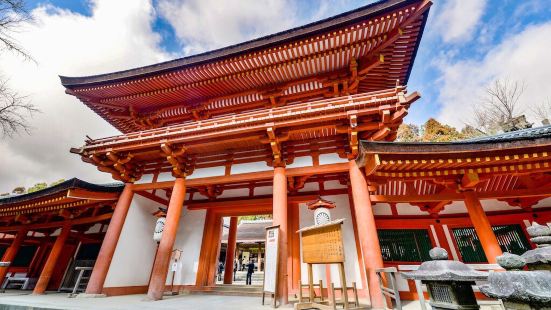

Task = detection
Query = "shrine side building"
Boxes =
[1,0,550,308]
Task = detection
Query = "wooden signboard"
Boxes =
[296,219,365,310]
[301,220,345,264]
[262,225,279,307]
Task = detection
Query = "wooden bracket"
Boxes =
[91,152,139,182]
[198,185,224,201]
[460,173,480,189]
[161,143,190,178]
[288,175,310,193]
[263,127,290,167]
[347,114,359,159]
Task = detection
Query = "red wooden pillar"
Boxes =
[463,190,502,263]
[288,202,300,294]
[33,224,71,294]
[0,228,28,282]
[147,178,186,301]
[223,216,238,284]
[272,166,288,304]
[85,183,134,295]
[348,160,385,309]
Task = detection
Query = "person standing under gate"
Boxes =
[246,259,255,285]
[233,258,238,282]
[217,261,224,281]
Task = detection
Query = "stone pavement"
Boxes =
[0,291,504,310]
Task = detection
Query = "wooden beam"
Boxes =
[370,186,551,203]
[67,189,120,201]
[132,163,349,190]
[187,195,318,210]
[135,191,169,206]
[0,213,113,233]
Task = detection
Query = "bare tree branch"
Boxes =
[0,0,38,138]
[471,78,527,133]
[531,97,551,123]
[0,78,38,137]
[0,0,34,61]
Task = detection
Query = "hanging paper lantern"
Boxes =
[153,217,166,242]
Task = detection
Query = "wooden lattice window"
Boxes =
[452,224,531,263]
[378,229,433,262]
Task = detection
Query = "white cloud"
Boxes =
[433,0,487,43]
[157,0,301,55]
[435,22,551,127]
[0,0,170,192]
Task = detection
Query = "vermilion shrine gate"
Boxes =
[1,0,551,309]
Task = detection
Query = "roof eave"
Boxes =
[60,0,427,88]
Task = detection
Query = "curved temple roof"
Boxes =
[359,125,551,155]
[60,0,431,133]
[357,125,551,183]
[0,178,123,206]
[60,0,428,87]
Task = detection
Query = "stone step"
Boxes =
[183,285,264,297]
[211,285,263,292]
[187,289,263,297]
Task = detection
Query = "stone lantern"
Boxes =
[402,247,487,310]
[480,252,551,310]
[521,222,551,271]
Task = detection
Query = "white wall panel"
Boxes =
[169,207,207,285]
[104,195,160,287]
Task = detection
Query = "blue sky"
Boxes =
[1,0,550,191]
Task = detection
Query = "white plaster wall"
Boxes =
[168,206,207,285]
[438,201,466,215]
[480,199,521,212]
[255,186,273,196]
[324,180,347,190]
[232,162,272,174]
[533,197,551,208]
[104,195,161,287]
[219,188,249,199]
[299,194,363,289]
[372,203,392,216]
[397,203,429,216]
[85,223,102,234]
[286,156,313,168]
[298,182,319,192]
[438,199,523,215]
[319,153,347,165]
[188,167,225,179]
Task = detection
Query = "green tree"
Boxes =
[396,123,420,142]
[27,182,47,193]
[49,179,65,186]
[421,118,464,142]
[238,215,272,223]
[11,186,25,194]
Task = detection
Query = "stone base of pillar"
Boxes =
[76,293,107,298]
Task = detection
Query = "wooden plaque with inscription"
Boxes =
[300,219,345,264]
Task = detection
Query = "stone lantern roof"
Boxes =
[401,248,488,282]
[479,252,551,306]
[521,222,551,268]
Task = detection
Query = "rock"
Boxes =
[429,247,448,260]
[497,252,526,270]
[480,270,551,307]
[526,222,551,237]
